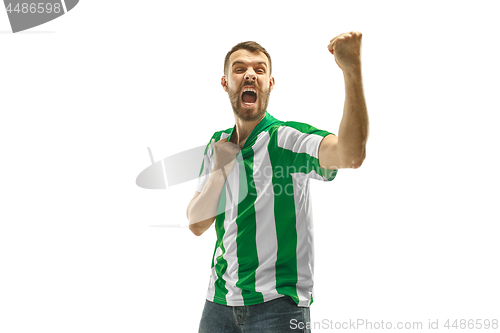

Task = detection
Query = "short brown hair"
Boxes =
[224,41,272,76]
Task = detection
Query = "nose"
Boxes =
[244,70,257,82]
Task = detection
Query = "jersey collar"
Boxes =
[227,111,281,149]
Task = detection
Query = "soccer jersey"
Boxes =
[195,111,338,307]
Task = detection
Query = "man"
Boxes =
[186,32,368,333]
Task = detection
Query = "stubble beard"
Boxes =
[228,85,271,122]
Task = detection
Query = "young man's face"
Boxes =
[222,49,275,122]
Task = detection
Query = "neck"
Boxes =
[232,112,265,148]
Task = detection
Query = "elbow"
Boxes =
[187,209,205,236]
[343,149,366,169]
[350,162,363,169]
[337,138,367,169]
[188,216,215,236]
[186,206,200,236]
[189,223,203,236]
[350,157,364,169]
[187,216,203,236]
[188,216,207,236]
[342,155,365,169]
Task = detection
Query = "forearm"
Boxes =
[337,68,369,167]
[187,169,226,235]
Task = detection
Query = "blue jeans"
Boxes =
[198,295,311,333]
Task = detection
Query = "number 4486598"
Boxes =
[6,3,62,14]
[444,319,498,329]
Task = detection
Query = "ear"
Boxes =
[269,76,275,92]
[221,76,228,92]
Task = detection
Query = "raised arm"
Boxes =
[319,31,369,170]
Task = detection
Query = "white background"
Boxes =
[1,1,499,332]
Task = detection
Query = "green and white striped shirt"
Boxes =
[195,111,338,307]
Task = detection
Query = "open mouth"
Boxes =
[241,85,258,108]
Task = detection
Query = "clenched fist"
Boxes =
[327,31,362,73]
[212,138,241,179]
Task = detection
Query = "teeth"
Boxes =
[243,87,257,93]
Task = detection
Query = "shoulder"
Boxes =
[212,126,233,140]
[272,121,332,140]
[202,126,234,154]
[280,121,321,133]
[265,120,319,140]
